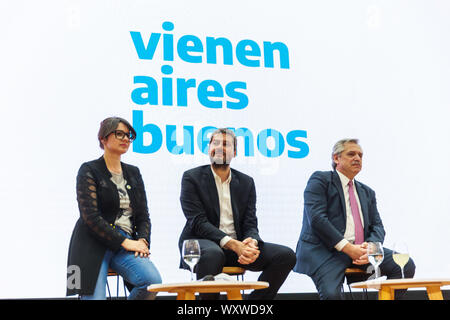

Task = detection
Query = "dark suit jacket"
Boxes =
[66,156,151,296]
[178,165,263,264]
[294,170,385,276]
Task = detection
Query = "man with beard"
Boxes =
[178,128,296,300]
[294,139,416,299]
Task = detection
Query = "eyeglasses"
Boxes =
[111,130,135,142]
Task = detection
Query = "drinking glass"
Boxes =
[392,241,409,278]
[182,239,201,281]
[367,242,384,279]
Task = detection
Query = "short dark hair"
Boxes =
[98,117,136,149]
[209,128,237,151]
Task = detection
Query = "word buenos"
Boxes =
[132,110,309,158]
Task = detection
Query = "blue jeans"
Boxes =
[81,228,162,300]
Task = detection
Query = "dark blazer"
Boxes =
[294,170,385,276]
[178,165,263,262]
[66,156,151,296]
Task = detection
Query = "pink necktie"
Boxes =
[348,180,364,244]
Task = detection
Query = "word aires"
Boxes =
[131,67,248,110]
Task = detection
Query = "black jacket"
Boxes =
[66,156,151,296]
[178,165,263,267]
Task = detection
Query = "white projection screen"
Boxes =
[1,0,450,298]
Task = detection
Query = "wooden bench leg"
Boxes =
[176,292,186,300]
[185,291,196,300]
[378,287,394,300]
[177,291,196,300]
[227,289,243,300]
[426,286,443,300]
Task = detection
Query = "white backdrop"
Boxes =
[1,0,450,298]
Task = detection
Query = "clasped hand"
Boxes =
[237,237,260,265]
[343,242,369,265]
[121,238,150,258]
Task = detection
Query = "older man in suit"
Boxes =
[294,139,415,299]
[178,128,296,300]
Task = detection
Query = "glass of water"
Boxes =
[367,242,384,279]
[182,239,201,281]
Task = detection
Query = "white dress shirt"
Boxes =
[334,170,365,251]
[211,167,237,247]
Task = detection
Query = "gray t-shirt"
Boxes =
[110,171,133,235]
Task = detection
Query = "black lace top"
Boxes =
[67,157,151,296]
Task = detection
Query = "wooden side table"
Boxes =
[148,280,269,300]
[351,278,450,300]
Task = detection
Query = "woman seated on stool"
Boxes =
[66,117,162,299]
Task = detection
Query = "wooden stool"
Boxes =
[222,267,246,281]
[222,267,246,296]
[343,268,369,299]
[107,268,128,299]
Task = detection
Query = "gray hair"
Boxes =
[209,128,237,151]
[331,138,360,169]
[98,117,136,149]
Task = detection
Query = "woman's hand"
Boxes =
[121,238,150,258]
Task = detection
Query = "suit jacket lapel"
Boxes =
[229,172,240,231]
[331,171,346,220]
[204,166,220,220]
